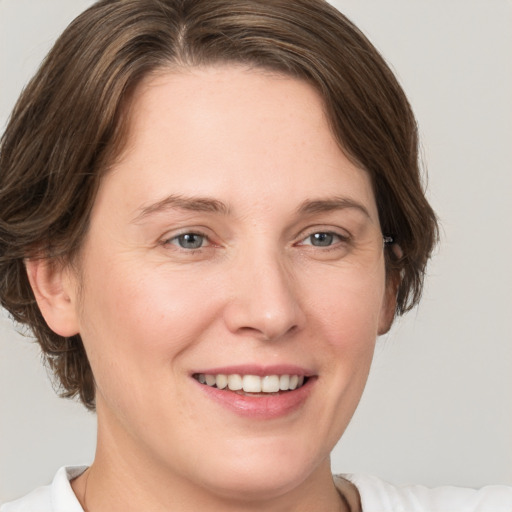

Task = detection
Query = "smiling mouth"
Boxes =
[193,373,309,395]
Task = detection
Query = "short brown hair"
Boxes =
[0,0,438,410]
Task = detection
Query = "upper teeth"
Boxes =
[195,374,305,393]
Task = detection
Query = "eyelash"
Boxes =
[162,231,211,250]
[296,230,349,249]
[161,229,350,252]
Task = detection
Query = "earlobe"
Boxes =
[25,257,80,337]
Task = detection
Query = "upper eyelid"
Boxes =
[159,227,350,241]
[157,223,352,244]
[295,226,351,242]
[295,232,348,248]
[161,226,211,239]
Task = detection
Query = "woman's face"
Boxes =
[67,67,395,499]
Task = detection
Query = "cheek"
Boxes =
[305,264,387,343]
[301,264,386,399]
[292,269,384,448]
[80,256,213,342]
[74,254,222,405]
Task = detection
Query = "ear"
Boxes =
[25,258,80,337]
[378,271,399,335]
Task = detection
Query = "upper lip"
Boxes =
[191,364,315,377]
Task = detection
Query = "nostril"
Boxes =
[236,323,298,342]
[222,267,305,340]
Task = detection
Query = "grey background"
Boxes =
[1,0,511,503]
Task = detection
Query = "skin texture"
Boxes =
[27,66,395,511]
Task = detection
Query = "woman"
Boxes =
[0,0,510,510]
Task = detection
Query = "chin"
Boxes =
[185,436,329,502]
[199,465,312,502]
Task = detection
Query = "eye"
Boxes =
[301,231,345,247]
[168,232,208,249]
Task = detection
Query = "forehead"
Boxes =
[124,65,332,155]
[100,65,378,222]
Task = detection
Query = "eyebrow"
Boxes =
[133,194,230,223]
[296,197,371,218]
[133,194,370,223]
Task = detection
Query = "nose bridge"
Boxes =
[224,241,303,341]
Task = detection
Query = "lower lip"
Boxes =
[194,378,315,419]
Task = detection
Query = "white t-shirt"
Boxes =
[2,466,512,512]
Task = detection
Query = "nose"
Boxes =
[223,247,305,342]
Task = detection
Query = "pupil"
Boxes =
[312,233,333,246]
[179,234,203,249]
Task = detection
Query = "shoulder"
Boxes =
[336,474,512,512]
[1,466,87,512]
[0,485,51,512]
